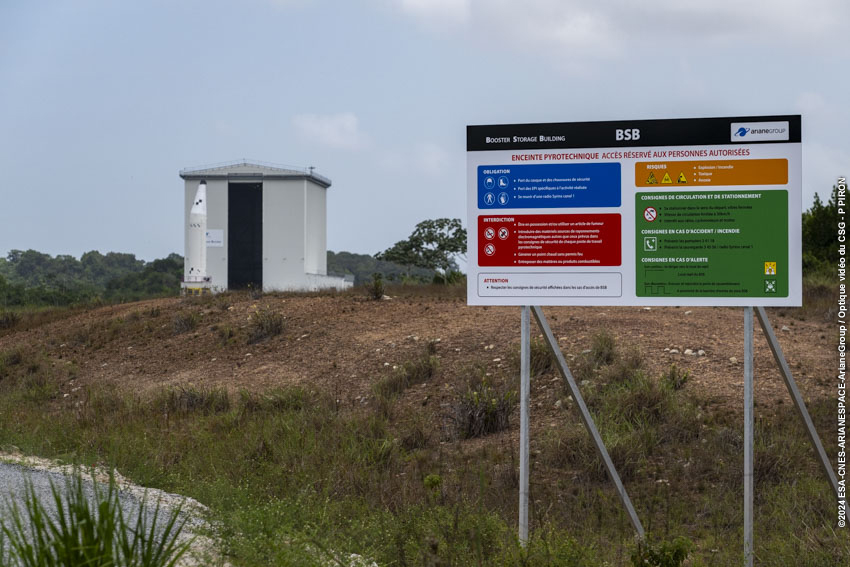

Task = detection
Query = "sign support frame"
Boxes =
[742,306,841,565]
[517,305,646,541]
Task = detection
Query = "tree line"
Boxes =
[0,191,839,309]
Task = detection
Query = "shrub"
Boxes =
[630,536,693,567]
[247,308,284,344]
[365,272,385,300]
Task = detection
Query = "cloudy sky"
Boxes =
[1,0,847,260]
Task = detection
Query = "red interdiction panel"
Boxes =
[477,214,621,267]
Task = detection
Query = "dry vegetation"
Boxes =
[0,286,845,566]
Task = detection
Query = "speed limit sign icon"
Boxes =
[643,207,658,222]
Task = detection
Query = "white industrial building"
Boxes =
[179,160,352,293]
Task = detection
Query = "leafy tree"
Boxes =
[376,218,466,274]
[327,251,433,285]
[802,185,841,274]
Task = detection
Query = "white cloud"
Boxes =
[374,142,455,177]
[292,112,370,150]
[392,0,849,57]
[415,142,451,175]
[394,0,471,27]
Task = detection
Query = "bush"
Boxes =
[630,536,693,567]
[247,308,284,343]
[365,272,385,300]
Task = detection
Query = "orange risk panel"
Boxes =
[635,159,788,187]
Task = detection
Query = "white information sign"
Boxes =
[467,115,802,307]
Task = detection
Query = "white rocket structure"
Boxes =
[185,180,208,284]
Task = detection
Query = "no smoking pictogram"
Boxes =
[643,207,658,222]
[484,227,495,240]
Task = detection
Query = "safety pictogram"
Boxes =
[643,207,658,222]
[484,227,495,240]
[677,172,687,184]
[498,227,510,240]
[764,262,776,275]
[764,279,777,293]
[661,172,673,184]
[484,243,496,256]
[646,172,658,184]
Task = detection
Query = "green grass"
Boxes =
[0,472,190,567]
[0,335,846,566]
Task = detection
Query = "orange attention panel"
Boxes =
[635,158,788,187]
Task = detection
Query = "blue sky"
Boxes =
[1,0,847,260]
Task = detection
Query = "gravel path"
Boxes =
[0,454,222,566]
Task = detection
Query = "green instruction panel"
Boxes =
[636,191,788,297]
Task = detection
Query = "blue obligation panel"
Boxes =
[478,163,621,209]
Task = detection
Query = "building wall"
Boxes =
[184,178,228,290]
[262,178,306,290]
[304,180,328,276]
[182,165,344,292]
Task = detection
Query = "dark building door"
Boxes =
[228,182,263,289]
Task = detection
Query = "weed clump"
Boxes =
[451,376,516,439]
[590,329,617,366]
[247,308,284,344]
[172,312,198,334]
[630,536,693,567]
[0,472,191,567]
[0,310,21,330]
[160,386,230,415]
[239,387,306,414]
[372,341,438,416]
[510,337,556,377]
[661,364,689,391]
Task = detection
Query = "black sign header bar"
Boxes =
[467,115,801,151]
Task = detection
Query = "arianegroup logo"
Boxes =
[730,121,789,142]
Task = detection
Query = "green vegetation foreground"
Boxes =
[0,290,844,566]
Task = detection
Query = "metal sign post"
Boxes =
[519,306,531,545]
[744,307,754,567]
[742,306,840,565]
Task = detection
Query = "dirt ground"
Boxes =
[0,290,837,439]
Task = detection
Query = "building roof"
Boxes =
[179,159,331,188]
